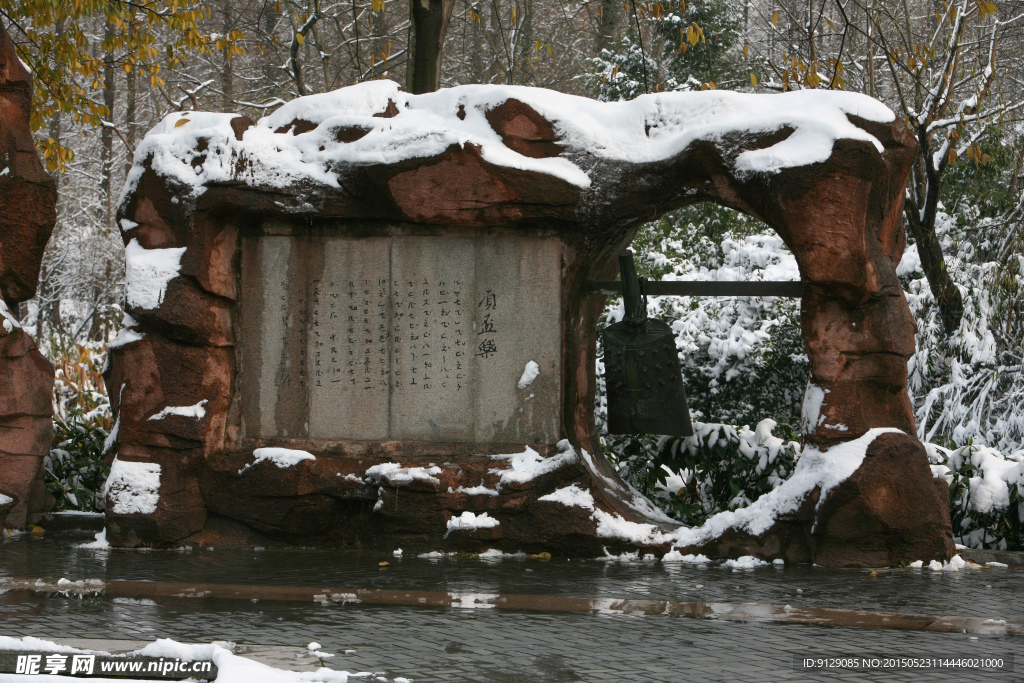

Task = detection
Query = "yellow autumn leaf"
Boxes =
[743,43,749,59]
[536,39,543,52]
[295,32,304,45]
[750,72,757,87]
[772,10,778,26]
[175,118,190,127]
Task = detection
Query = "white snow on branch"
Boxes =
[121,80,896,206]
[148,400,208,421]
[124,238,186,310]
[104,458,161,515]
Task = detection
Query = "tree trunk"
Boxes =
[100,18,115,228]
[407,0,456,93]
[596,0,622,53]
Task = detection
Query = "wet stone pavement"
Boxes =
[2,532,1023,682]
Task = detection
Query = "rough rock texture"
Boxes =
[105,83,953,565]
[0,26,56,530]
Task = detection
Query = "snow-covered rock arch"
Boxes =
[105,81,953,565]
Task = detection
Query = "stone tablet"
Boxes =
[239,232,562,445]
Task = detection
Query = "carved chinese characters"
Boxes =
[239,230,561,445]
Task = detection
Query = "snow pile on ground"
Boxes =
[103,458,161,515]
[79,528,111,550]
[446,511,499,535]
[148,400,208,421]
[121,80,895,208]
[239,448,316,474]
[478,549,528,561]
[0,636,385,682]
[517,361,540,389]
[488,440,578,490]
[722,556,769,569]
[661,549,710,563]
[123,238,186,310]
[364,462,442,486]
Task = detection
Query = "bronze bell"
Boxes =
[602,250,694,437]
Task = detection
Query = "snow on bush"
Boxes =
[928,442,1024,549]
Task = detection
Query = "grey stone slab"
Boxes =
[470,237,561,446]
[308,238,391,441]
[389,237,477,442]
[239,231,563,446]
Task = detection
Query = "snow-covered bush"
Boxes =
[43,333,112,512]
[928,443,1024,550]
[609,419,800,527]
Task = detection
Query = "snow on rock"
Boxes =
[537,484,595,510]
[78,528,111,550]
[0,298,21,333]
[478,548,528,561]
[661,548,710,563]
[0,635,381,682]
[147,400,208,421]
[123,81,896,207]
[722,556,770,569]
[124,238,186,310]
[908,560,924,568]
[446,511,499,534]
[241,447,316,473]
[488,440,578,490]
[455,484,499,496]
[108,314,145,349]
[801,383,828,431]
[517,360,540,389]
[588,428,900,548]
[364,462,442,486]
[0,493,12,506]
[104,458,161,515]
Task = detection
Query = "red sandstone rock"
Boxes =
[0,26,56,530]
[103,83,953,564]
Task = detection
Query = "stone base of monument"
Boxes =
[102,433,953,567]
